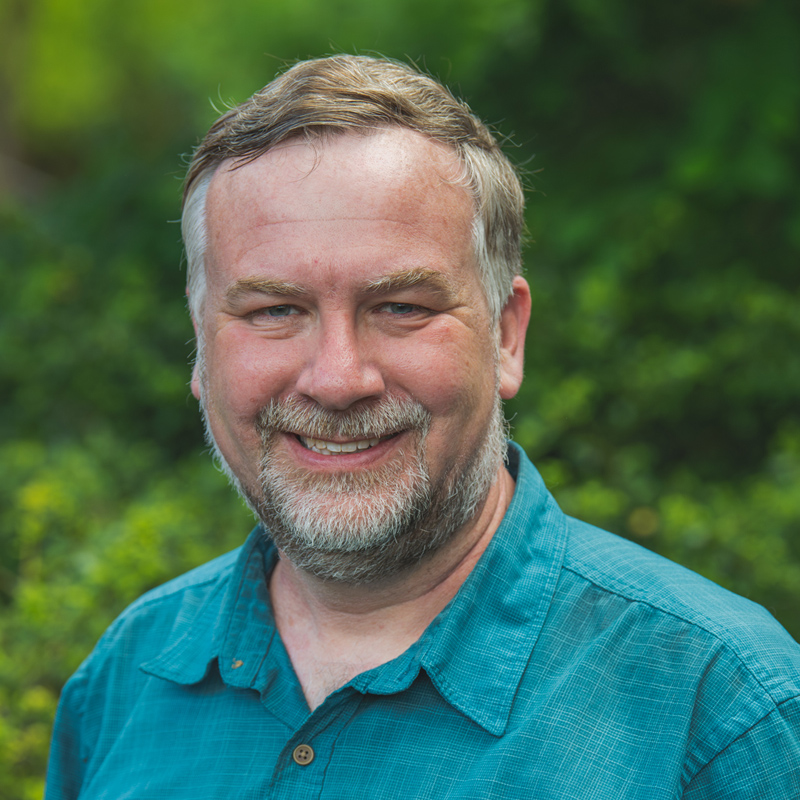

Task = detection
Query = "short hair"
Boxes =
[181,55,524,323]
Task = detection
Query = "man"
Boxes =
[46,55,800,798]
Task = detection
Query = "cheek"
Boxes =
[204,334,302,419]
[387,329,496,418]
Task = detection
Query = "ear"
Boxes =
[191,359,201,400]
[497,276,531,400]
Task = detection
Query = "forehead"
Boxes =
[203,128,477,286]
[207,126,469,209]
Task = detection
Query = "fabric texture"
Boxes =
[45,444,800,799]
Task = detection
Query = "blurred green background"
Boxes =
[1,0,799,795]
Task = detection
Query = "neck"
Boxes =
[269,465,515,709]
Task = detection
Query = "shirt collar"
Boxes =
[420,443,568,735]
[139,529,278,687]
[141,444,568,738]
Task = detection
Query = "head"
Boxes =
[182,56,530,584]
[182,55,525,328]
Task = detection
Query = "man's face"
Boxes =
[192,129,527,582]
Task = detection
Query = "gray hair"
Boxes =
[181,55,525,323]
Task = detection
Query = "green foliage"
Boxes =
[503,0,800,631]
[0,435,249,795]
[1,1,798,795]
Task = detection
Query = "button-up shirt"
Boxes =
[46,444,800,798]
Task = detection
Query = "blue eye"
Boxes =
[387,303,417,314]
[265,305,295,317]
[247,304,300,323]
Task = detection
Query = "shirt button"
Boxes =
[292,744,315,766]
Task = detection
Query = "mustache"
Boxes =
[256,395,431,441]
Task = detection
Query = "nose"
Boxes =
[294,317,385,410]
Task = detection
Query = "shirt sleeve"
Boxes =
[44,665,90,800]
[683,696,800,799]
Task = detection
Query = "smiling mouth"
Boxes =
[297,434,396,456]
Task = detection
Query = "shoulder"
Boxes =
[519,516,800,791]
[70,545,244,689]
[118,546,241,616]
[104,546,241,637]
[561,517,800,704]
[47,545,251,797]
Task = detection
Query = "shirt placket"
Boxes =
[267,688,364,800]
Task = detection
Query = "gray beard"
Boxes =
[200,392,507,585]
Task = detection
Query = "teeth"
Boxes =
[300,436,382,455]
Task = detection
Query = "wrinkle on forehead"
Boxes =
[228,126,465,180]
[208,128,470,222]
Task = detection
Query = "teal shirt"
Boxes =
[46,444,800,798]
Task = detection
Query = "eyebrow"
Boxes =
[224,267,459,305]
[225,277,309,305]
[363,268,458,301]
